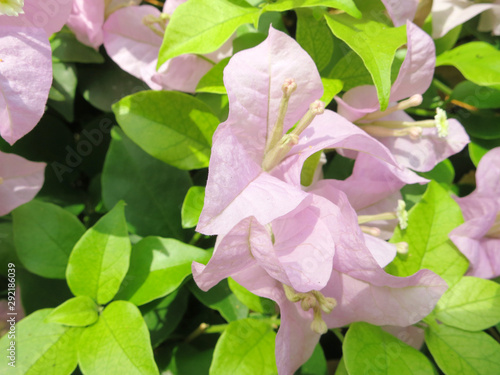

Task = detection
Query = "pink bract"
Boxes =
[450,147,500,279]
[0,151,46,216]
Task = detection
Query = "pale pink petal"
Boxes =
[0,26,53,145]
[0,0,74,35]
[336,86,380,122]
[163,0,187,14]
[432,0,496,38]
[152,54,213,93]
[381,0,419,27]
[271,111,399,187]
[197,124,310,235]
[103,5,162,81]
[391,21,435,102]
[450,199,500,279]
[67,0,105,49]
[0,151,46,216]
[363,234,398,268]
[377,118,470,172]
[192,217,269,291]
[224,27,323,161]
[473,147,500,197]
[478,3,500,35]
[252,195,337,292]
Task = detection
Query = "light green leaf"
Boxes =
[436,42,500,90]
[386,181,468,287]
[50,27,105,64]
[325,13,407,110]
[210,318,277,375]
[425,324,500,375]
[296,8,335,72]
[263,0,361,18]
[78,301,159,375]
[0,309,81,375]
[181,186,206,229]
[418,159,455,185]
[158,0,260,66]
[115,237,212,306]
[113,91,220,170]
[344,322,434,375]
[66,201,131,305]
[196,57,230,94]
[233,31,267,53]
[334,358,349,375]
[468,138,500,167]
[189,279,249,322]
[102,128,191,240]
[320,77,343,105]
[46,296,99,327]
[434,276,500,331]
[228,277,276,314]
[300,151,323,187]
[13,200,86,279]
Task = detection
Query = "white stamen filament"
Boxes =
[360,94,423,122]
[142,14,169,37]
[360,225,381,237]
[360,125,423,140]
[0,0,24,16]
[395,242,409,254]
[265,78,297,154]
[358,212,398,224]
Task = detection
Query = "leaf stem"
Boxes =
[432,79,453,96]
[331,328,344,343]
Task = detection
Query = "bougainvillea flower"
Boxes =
[0,151,46,216]
[103,0,232,92]
[450,147,500,279]
[67,0,140,49]
[432,0,500,38]
[0,0,73,35]
[193,201,447,374]
[0,26,53,145]
[381,0,419,27]
[336,21,469,173]
[197,27,401,235]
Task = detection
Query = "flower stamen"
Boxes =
[0,0,24,16]
[360,94,423,122]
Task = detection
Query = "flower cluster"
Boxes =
[192,27,460,374]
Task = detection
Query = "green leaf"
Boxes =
[344,322,434,374]
[296,8,335,73]
[158,0,259,66]
[334,358,349,375]
[181,186,206,229]
[450,81,500,109]
[434,276,500,331]
[425,324,500,375]
[0,223,20,277]
[50,27,105,64]
[0,309,81,375]
[210,318,277,375]
[46,296,99,327]
[386,181,468,287]
[102,128,191,240]
[48,62,77,122]
[196,57,230,94]
[189,279,249,322]
[436,42,500,90]
[468,138,500,167]
[115,237,212,306]
[233,31,267,53]
[434,25,462,56]
[263,0,361,18]
[78,301,159,375]
[174,344,214,375]
[418,159,455,185]
[66,201,131,305]
[78,56,147,112]
[300,151,323,187]
[228,277,276,314]
[320,77,343,106]
[140,288,189,348]
[299,343,327,375]
[457,110,500,140]
[13,200,86,279]
[113,91,220,170]
[325,13,407,110]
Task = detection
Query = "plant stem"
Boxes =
[331,328,344,343]
[432,79,453,96]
